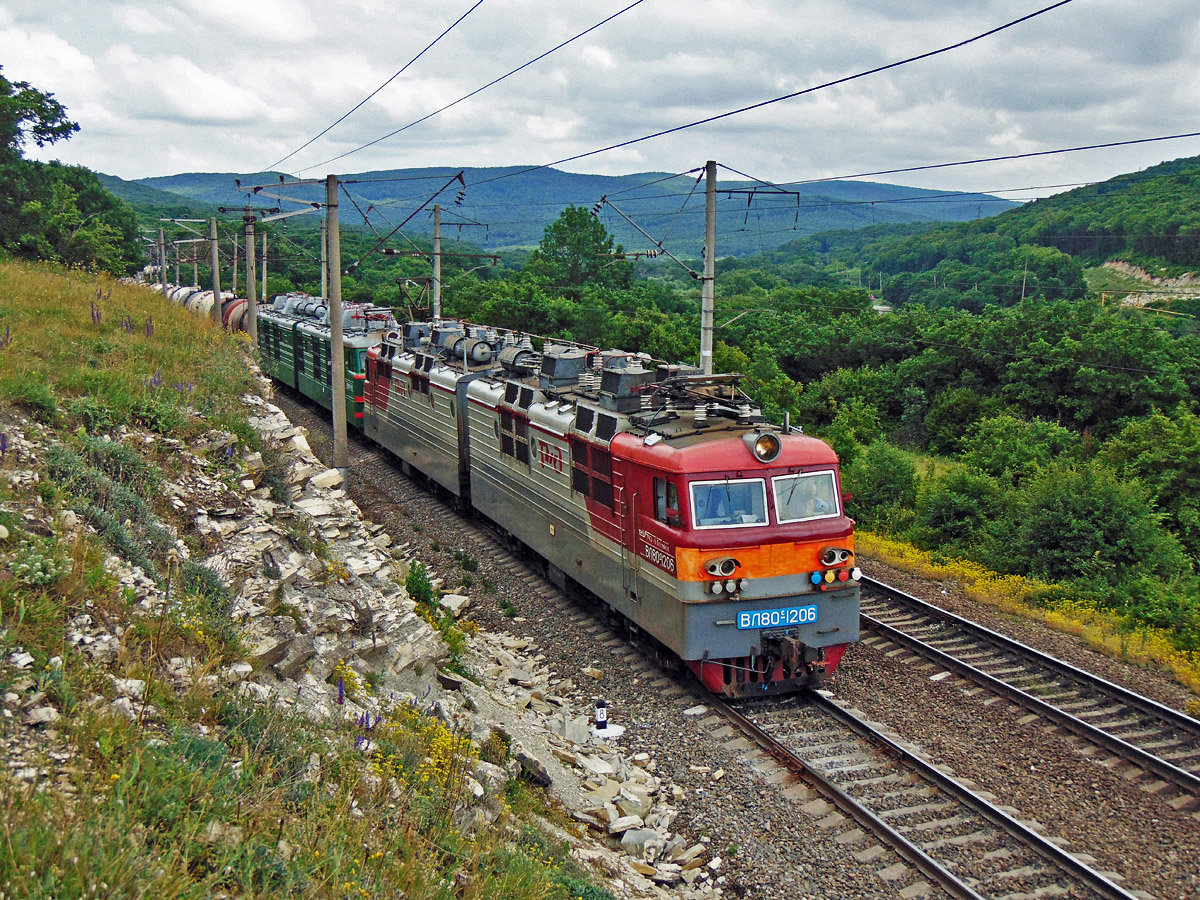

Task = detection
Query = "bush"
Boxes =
[960,414,1082,485]
[989,461,1191,587]
[406,561,434,606]
[843,441,918,530]
[910,467,1004,553]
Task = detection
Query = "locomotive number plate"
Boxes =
[736,605,818,630]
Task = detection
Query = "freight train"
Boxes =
[226,290,861,696]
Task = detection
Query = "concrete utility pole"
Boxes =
[432,203,442,319]
[326,175,349,474]
[209,217,222,327]
[231,237,239,297]
[700,159,717,376]
[261,233,268,304]
[320,217,328,300]
[244,214,257,348]
[157,226,167,290]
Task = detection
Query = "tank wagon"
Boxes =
[362,318,861,696]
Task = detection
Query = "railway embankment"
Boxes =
[0,370,722,899]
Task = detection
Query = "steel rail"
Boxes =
[710,699,990,900]
[803,693,1140,900]
[861,576,1200,795]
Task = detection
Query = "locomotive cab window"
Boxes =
[653,478,681,527]
[773,471,839,523]
[690,478,767,529]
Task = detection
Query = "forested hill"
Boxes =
[96,172,218,220]
[722,153,1200,309]
[988,153,1200,272]
[108,166,1017,256]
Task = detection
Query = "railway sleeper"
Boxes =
[877,800,956,821]
[1073,705,1133,720]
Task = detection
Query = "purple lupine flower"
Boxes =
[145,316,154,337]
[354,735,367,750]
[337,677,345,705]
[1,433,7,461]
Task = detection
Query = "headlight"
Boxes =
[751,432,781,462]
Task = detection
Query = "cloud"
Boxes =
[4,0,1199,192]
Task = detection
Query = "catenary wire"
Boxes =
[264,1,486,173]
[465,0,1079,189]
[296,0,649,174]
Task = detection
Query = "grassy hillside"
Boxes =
[0,260,618,900]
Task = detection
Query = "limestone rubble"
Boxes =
[0,386,720,900]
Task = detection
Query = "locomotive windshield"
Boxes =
[773,471,839,523]
[690,478,768,529]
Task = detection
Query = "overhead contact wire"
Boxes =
[265,0,486,173]
[469,0,1079,188]
[299,0,648,173]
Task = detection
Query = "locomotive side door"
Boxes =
[614,464,642,603]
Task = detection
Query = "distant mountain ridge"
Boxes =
[103,166,1019,257]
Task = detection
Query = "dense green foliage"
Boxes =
[0,67,143,274]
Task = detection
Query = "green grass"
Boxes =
[0,259,615,900]
[1084,264,1149,297]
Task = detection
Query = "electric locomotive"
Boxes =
[258,293,398,426]
[364,319,860,696]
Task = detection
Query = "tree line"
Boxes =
[0,67,143,274]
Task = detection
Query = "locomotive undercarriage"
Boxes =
[689,629,845,697]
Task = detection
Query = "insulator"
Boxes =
[665,399,676,415]
[640,394,652,411]
[739,403,752,422]
[694,403,707,425]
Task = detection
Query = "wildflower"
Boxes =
[337,677,345,705]
[145,316,154,337]
[1,433,7,461]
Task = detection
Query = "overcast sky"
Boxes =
[5,0,1199,199]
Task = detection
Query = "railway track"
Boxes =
[860,577,1200,803]
[274,392,1178,897]
[724,693,1140,900]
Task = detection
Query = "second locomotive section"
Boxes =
[361,320,860,697]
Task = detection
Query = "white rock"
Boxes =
[579,754,616,776]
[22,706,60,725]
[683,705,707,716]
[438,593,471,617]
[607,815,644,834]
[310,468,345,490]
[111,678,146,699]
[224,662,254,683]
